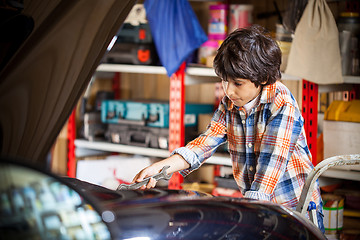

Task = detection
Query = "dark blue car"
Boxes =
[0,158,325,239]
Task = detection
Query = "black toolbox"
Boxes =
[105,124,197,149]
[105,42,158,65]
[105,23,159,65]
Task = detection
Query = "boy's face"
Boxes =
[222,79,262,108]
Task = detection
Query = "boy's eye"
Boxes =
[234,82,242,86]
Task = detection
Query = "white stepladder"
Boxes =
[296,154,360,227]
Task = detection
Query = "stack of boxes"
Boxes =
[323,100,360,164]
[105,4,158,65]
[322,99,360,238]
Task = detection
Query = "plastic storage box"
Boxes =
[324,100,360,122]
[101,100,214,128]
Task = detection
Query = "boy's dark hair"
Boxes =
[213,25,282,87]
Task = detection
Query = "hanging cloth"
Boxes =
[285,0,343,84]
[144,0,207,77]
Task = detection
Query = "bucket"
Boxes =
[322,194,344,237]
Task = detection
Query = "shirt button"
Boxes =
[249,166,254,171]
[242,120,245,124]
[248,143,252,148]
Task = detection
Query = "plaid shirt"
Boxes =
[173,81,321,210]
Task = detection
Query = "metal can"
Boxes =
[322,194,345,238]
[229,4,253,33]
[337,12,360,76]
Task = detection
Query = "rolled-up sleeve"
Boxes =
[244,191,271,201]
[171,147,201,176]
[172,101,228,177]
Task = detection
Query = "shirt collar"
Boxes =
[222,81,278,111]
[259,81,277,104]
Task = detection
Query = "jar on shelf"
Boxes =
[208,4,228,41]
[198,40,220,67]
[229,4,253,34]
[337,12,360,76]
[276,24,293,72]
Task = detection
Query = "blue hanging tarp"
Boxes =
[144,0,207,76]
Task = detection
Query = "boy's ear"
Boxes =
[259,80,267,86]
[260,75,270,86]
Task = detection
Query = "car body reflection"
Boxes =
[0,159,111,240]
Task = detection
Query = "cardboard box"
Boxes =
[323,120,360,171]
[76,155,152,190]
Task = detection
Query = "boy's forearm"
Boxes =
[154,154,190,174]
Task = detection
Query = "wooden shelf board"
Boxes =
[74,139,232,166]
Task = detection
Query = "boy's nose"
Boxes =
[224,82,235,97]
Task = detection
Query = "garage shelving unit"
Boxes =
[70,63,360,184]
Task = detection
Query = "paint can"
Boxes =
[208,4,228,41]
[322,194,344,238]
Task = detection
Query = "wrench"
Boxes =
[117,165,173,190]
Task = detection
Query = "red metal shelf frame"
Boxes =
[67,109,77,178]
[302,79,318,165]
[168,62,186,189]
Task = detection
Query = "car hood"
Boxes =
[63,177,325,240]
[0,0,135,166]
[0,156,326,240]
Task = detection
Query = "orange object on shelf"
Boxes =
[212,187,243,198]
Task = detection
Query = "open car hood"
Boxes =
[0,0,135,166]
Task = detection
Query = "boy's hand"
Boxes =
[131,154,190,190]
[131,163,164,190]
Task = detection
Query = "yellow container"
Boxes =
[182,182,215,194]
[324,100,360,123]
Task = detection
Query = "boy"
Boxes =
[131,25,324,232]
